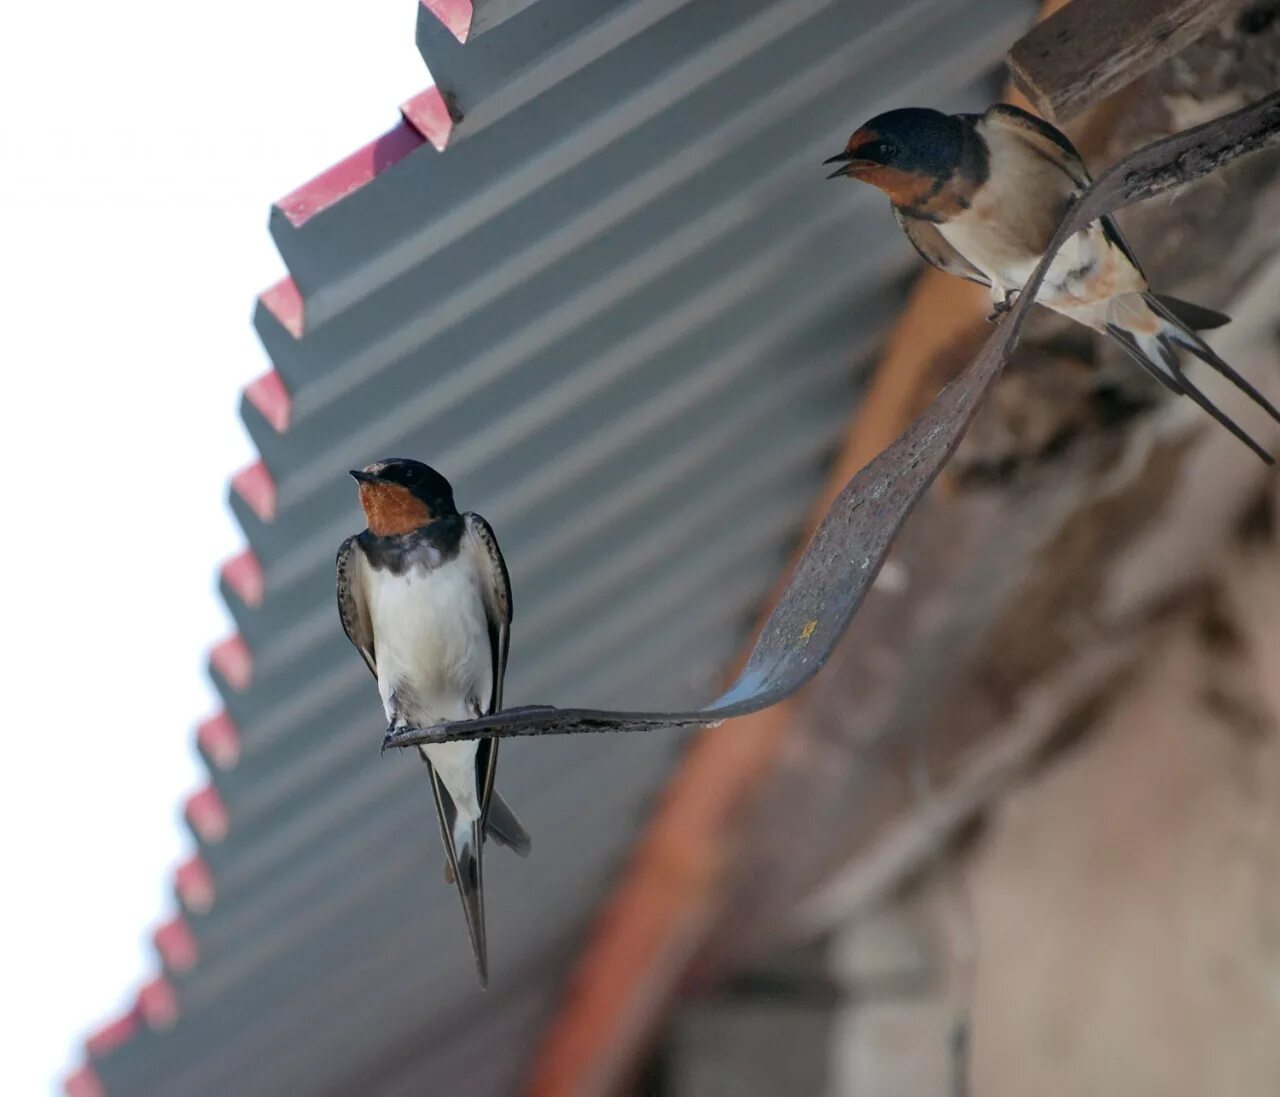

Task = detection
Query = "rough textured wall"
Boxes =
[712,2,1280,963]
[652,8,1280,1096]
[967,538,1280,1097]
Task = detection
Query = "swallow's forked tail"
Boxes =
[1101,292,1278,464]
[426,762,491,987]
[421,754,531,988]
[485,790,532,856]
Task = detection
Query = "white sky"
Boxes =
[1,3,430,1091]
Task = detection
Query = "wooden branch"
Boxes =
[382,89,1280,753]
[1008,0,1253,123]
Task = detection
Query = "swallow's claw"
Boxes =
[986,293,1018,323]
[382,726,398,754]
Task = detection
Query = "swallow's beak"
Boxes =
[349,469,381,484]
[823,150,858,180]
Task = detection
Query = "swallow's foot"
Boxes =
[987,293,1018,323]
[381,725,398,755]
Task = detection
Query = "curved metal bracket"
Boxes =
[387,90,1280,749]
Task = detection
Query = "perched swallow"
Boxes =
[337,458,531,985]
[826,103,1279,462]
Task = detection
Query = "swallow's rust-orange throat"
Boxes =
[842,127,982,220]
[358,482,435,536]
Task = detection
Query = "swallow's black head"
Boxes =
[350,458,458,533]
[824,108,966,184]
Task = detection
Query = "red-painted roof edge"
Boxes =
[79,972,181,1071]
[175,855,216,913]
[84,1011,139,1059]
[137,977,180,1030]
[231,459,277,524]
[421,0,473,43]
[401,86,456,152]
[209,633,253,692]
[64,1065,105,1097]
[154,917,200,974]
[221,548,265,609]
[273,120,426,230]
[196,709,241,771]
[244,368,292,432]
[185,785,230,845]
[258,277,304,340]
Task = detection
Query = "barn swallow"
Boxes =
[337,458,531,986]
[825,103,1279,463]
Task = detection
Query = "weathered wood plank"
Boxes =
[1008,0,1252,123]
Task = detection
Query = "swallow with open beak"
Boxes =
[337,458,531,986]
[825,103,1279,462]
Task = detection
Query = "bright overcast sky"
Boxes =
[0,3,429,1091]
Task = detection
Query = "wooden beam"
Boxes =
[1008,0,1252,123]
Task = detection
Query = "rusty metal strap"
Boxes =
[387,90,1280,749]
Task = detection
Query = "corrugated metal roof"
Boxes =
[74,0,1032,1093]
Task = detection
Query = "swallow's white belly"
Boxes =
[367,557,491,822]
[939,198,1092,297]
[942,208,1144,321]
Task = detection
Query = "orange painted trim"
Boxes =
[525,285,989,1097]
[525,7,1088,1093]
[525,271,992,1097]
[527,703,793,1096]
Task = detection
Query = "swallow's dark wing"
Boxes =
[463,512,513,835]
[984,103,1147,279]
[464,513,512,716]
[336,535,376,678]
[1097,213,1146,279]
[460,514,531,852]
[892,207,991,287]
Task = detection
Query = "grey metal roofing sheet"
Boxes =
[79,0,1032,1093]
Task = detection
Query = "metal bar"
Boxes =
[386,89,1280,751]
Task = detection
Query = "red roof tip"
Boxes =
[221,549,265,609]
[185,786,229,844]
[231,459,277,524]
[259,277,304,340]
[274,121,425,229]
[137,977,179,1030]
[402,86,456,152]
[197,709,241,771]
[154,917,199,973]
[175,855,215,914]
[244,368,292,432]
[421,0,473,42]
[210,633,253,693]
[84,1012,138,1059]
[64,1066,105,1097]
